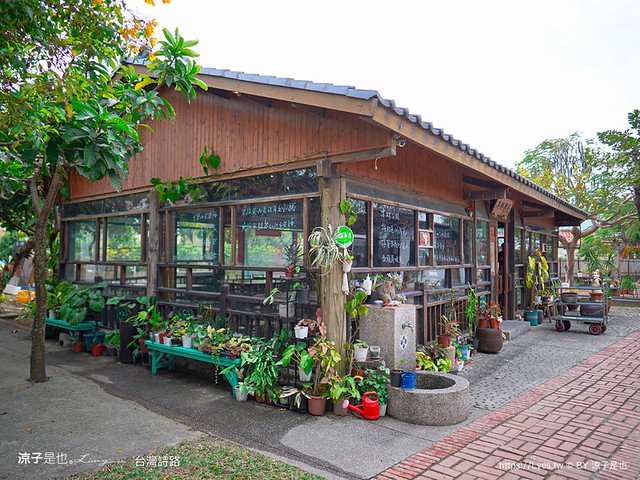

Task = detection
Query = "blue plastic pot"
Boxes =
[400,371,416,390]
[525,310,538,326]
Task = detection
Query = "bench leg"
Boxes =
[223,372,239,398]
[150,351,175,375]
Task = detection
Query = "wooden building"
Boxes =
[62,66,586,344]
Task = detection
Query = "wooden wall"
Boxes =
[340,141,467,206]
[69,87,390,199]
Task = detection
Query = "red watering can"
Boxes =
[348,392,379,420]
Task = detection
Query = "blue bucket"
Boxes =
[400,371,416,390]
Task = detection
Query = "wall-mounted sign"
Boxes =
[491,198,514,219]
[334,225,354,248]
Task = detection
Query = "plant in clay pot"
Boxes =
[283,238,303,278]
[326,373,361,416]
[525,251,549,311]
[305,338,342,415]
[437,299,461,347]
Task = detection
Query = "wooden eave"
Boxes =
[129,64,379,118]
[368,104,587,223]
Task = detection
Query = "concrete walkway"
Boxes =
[377,330,640,479]
[0,306,639,479]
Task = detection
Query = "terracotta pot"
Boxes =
[489,318,500,329]
[437,334,451,348]
[254,393,265,403]
[478,318,489,329]
[139,337,149,353]
[307,396,326,416]
[72,341,84,353]
[590,292,604,302]
[91,343,104,356]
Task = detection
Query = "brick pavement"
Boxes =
[377,331,640,480]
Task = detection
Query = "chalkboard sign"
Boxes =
[434,215,461,266]
[236,200,302,232]
[373,203,415,267]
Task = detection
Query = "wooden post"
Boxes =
[317,159,347,372]
[147,190,160,299]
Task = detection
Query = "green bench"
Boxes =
[46,317,98,334]
[144,340,242,397]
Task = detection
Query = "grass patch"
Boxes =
[70,435,324,480]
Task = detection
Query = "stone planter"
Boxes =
[387,372,470,426]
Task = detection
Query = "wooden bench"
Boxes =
[45,318,98,334]
[144,340,242,397]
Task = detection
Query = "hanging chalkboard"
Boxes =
[236,200,303,232]
[434,215,461,266]
[372,203,415,267]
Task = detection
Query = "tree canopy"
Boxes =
[0,0,207,382]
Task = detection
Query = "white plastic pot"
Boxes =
[163,336,173,346]
[182,335,193,349]
[294,325,308,339]
[354,345,369,362]
[298,366,312,382]
[234,385,248,402]
[379,403,387,417]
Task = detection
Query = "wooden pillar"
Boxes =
[317,159,347,371]
[147,189,160,299]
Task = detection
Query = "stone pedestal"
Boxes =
[360,304,416,371]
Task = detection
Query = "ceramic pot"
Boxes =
[307,396,326,416]
[437,334,451,348]
[354,345,369,362]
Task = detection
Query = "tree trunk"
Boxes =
[318,161,347,374]
[146,190,160,299]
[565,241,577,284]
[30,217,48,382]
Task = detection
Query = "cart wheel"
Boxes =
[555,321,564,332]
[563,320,571,331]
[589,324,601,335]
[601,324,606,332]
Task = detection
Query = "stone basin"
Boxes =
[387,371,471,426]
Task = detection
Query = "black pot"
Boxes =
[467,337,479,350]
[119,321,135,364]
[390,370,402,387]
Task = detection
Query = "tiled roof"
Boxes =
[192,67,588,218]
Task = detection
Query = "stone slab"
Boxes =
[500,319,530,340]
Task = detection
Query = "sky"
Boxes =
[131,0,640,168]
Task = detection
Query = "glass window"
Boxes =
[463,220,473,265]
[418,212,432,267]
[68,220,96,261]
[515,228,524,264]
[174,209,219,263]
[372,203,415,268]
[434,215,461,266]
[545,235,555,261]
[476,221,489,266]
[531,232,542,254]
[106,215,142,261]
[235,200,303,267]
[350,199,368,267]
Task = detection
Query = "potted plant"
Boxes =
[241,334,282,404]
[278,342,314,382]
[326,374,361,416]
[104,329,120,357]
[560,288,579,309]
[46,281,72,319]
[59,282,110,327]
[438,299,461,348]
[284,238,303,278]
[305,338,342,415]
[465,285,480,348]
[353,340,369,362]
[309,225,345,272]
[389,360,406,387]
[525,251,549,324]
[357,362,390,416]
